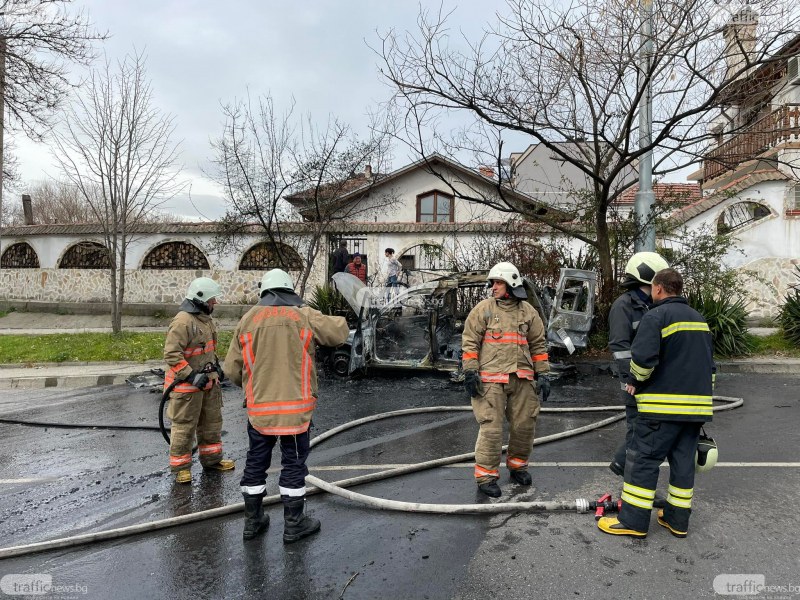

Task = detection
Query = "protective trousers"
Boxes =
[168,385,224,471]
[612,392,639,469]
[240,422,311,497]
[472,374,540,484]
[619,419,701,533]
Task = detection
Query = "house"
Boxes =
[0,154,567,307]
[680,19,800,318]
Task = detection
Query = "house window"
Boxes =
[416,191,454,223]
[239,241,303,270]
[59,242,111,269]
[717,201,772,234]
[141,242,210,270]
[1,242,40,268]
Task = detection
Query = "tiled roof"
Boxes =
[0,220,553,237]
[670,169,789,225]
[615,183,701,206]
[286,153,570,221]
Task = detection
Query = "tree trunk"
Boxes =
[116,246,126,334]
[109,261,120,333]
[594,206,615,330]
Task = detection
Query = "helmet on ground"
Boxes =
[487,262,527,299]
[695,430,718,473]
[185,277,222,315]
[258,269,294,294]
[624,252,669,286]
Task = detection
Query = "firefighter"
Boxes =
[461,262,550,498]
[164,277,234,484]
[224,269,349,543]
[598,268,714,538]
[608,251,670,477]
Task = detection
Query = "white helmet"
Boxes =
[487,262,527,299]
[695,431,718,473]
[185,277,222,303]
[624,252,669,286]
[259,269,294,294]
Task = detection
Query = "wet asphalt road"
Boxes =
[0,368,798,600]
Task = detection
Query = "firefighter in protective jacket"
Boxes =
[599,268,714,538]
[224,269,349,543]
[164,277,234,484]
[608,251,669,476]
[461,262,550,498]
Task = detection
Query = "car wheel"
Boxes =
[332,349,351,379]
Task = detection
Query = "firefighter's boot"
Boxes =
[242,493,270,540]
[175,469,192,484]
[282,496,321,544]
[204,459,235,472]
[597,517,647,538]
[509,469,532,486]
[478,479,502,498]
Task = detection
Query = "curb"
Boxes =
[0,358,796,391]
[0,373,138,390]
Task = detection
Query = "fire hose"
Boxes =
[0,396,743,559]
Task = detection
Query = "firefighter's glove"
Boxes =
[214,359,226,382]
[536,374,551,402]
[187,370,210,390]
[464,370,483,398]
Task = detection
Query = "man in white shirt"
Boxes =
[384,248,402,302]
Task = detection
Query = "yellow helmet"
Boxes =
[624,252,669,286]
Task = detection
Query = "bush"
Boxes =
[778,266,800,347]
[306,284,351,317]
[687,291,754,358]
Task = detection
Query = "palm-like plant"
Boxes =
[778,266,800,347]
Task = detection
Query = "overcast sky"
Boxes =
[11,0,509,221]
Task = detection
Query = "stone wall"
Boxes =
[739,257,800,320]
[0,268,321,305]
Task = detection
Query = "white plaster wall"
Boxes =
[683,180,799,267]
[679,178,800,317]
[350,166,512,223]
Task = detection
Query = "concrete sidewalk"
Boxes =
[0,311,240,334]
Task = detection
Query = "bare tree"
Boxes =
[0,0,106,223]
[379,0,799,314]
[210,93,394,296]
[5,179,91,224]
[52,53,184,332]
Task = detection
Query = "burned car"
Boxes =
[328,269,596,378]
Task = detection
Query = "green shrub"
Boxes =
[687,291,754,358]
[778,266,800,347]
[306,285,350,316]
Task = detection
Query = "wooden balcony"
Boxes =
[703,104,800,182]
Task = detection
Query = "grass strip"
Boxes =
[0,331,233,364]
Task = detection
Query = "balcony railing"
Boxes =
[703,104,800,182]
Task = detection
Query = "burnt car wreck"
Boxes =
[328,269,596,378]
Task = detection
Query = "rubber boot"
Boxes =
[242,493,270,540]
[509,469,532,486]
[478,479,502,498]
[282,496,321,544]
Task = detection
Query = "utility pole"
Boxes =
[634,0,656,252]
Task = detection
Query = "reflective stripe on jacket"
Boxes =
[462,297,550,383]
[164,309,218,393]
[608,288,650,385]
[224,303,349,436]
[629,296,715,422]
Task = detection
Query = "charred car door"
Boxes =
[545,268,596,353]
